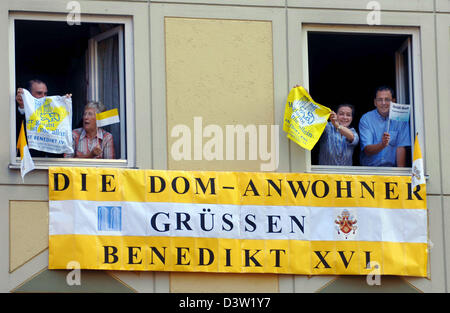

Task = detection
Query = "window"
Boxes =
[10,14,134,168]
[304,26,424,175]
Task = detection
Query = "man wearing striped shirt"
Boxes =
[64,102,115,159]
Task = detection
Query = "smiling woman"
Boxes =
[318,104,359,166]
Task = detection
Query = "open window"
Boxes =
[10,15,134,167]
[305,29,421,173]
[88,25,126,160]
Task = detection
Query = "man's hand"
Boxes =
[363,132,391,156]
[16,88,24,109]
[381,132,390,148]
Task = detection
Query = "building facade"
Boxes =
[1,0,449,292]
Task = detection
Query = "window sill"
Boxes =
[9,157,133,170]
[310,165,413,176]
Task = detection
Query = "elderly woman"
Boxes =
[64,102,115,159]
[318,104,359,166]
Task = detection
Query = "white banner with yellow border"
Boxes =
[48,167,428,277]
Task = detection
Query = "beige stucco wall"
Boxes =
[9,201,48,273]
[165,17,275,172]
[165,16,278,292]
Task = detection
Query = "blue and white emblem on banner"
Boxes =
[98,206,122,231]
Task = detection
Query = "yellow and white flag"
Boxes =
[96,108,120,128]
[283,86,331,150]
[412,133,425,190]
[16,121,35,181]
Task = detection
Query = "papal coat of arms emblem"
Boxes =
[335,209,357,239]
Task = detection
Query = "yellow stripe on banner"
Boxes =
[96,108,119,121]
[49,167,427,209]
[48,235,428,277]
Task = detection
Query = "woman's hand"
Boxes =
[91,144,102,158]
[330,111,339,128]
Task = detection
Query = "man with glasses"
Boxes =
[359,86,411,167]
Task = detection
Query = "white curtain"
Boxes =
[97,34,121,158]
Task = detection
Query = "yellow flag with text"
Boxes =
[283,86,331,150]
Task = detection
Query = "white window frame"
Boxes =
[88,25,126,159]
[302,24,425,176]
[395,37,413,106]
[8,12,135,168]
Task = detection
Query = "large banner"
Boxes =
[48,167,428,277]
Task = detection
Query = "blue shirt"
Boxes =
[319,122,359,166]
[359,109,411,167]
